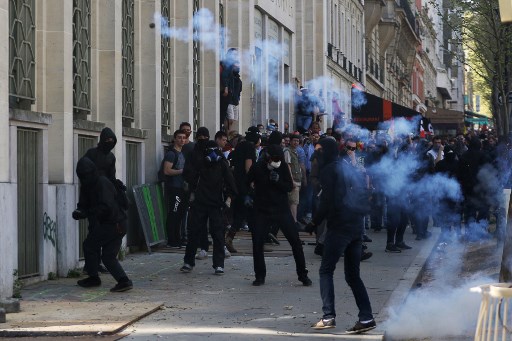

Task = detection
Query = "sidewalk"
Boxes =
[1,228,439,340]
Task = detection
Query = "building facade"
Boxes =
[0,0,464,298]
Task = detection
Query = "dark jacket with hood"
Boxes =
[186,141,237,208]
[458,137,490,196]
[84,127,117,182]
[76,157,126,230]
[247,144,293,214]
[312,139,362,236]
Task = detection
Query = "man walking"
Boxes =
[73,157,133,292]
[246,144,312,287]
[306,138,376,333]
[181,140,237,275]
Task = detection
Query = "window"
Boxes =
[9,0,35,109]
[161,0,172,137]
[73,0,91,119]
[122,0,135,127]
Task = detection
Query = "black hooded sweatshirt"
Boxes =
[185,141,237,208]
[246,145,293,214]
[76,157,125,228]
[312,139,362,236]
[84,127,117,182]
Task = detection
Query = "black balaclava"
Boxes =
[98,127,117,154]
[318,138,339,169]
[76,157,99,187]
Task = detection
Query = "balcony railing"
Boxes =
[399,0,416,33]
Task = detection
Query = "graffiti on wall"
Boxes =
[43,212,57,247]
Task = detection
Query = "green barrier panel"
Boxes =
[133,183,167,252]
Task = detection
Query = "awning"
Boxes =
[351,89,420,130]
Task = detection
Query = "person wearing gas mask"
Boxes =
[246,144,312,287]
[180,140,237,275]
[81,127,127,275]
[305,138,376,333]
[72,157,133,292]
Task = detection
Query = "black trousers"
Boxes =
[386,201,408,244]
[184,205,225,268]
[83,222,128,282]
[251,209,308,281]
[166,187,188,246]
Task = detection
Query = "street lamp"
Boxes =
[499,0,512,23]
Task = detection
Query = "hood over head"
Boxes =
[318,138,339,167]
[98,127,117,154]
[268,131,283,146]
[76,157,99,187]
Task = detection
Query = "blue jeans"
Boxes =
[296,115,312,134]
[319,228,373,321]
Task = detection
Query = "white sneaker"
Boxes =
[214,267,224,275]
[195,249,208,260]
[224,246,231,258]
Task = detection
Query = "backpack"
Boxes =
[158,150,180,183]
[114,179,130,210]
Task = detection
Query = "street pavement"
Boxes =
[8,227,440,340]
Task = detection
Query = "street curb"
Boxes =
[375,228,441,338]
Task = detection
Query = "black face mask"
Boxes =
[233,67,240,75]
[99,141,116,154]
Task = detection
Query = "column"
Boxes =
[135,0,161,180]
[0,0,17,299]
[172,0,193,129]
[200,0,220,133]
[92,0,123,167]
[41,0,77,276]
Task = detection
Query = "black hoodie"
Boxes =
[84,127,117,182]
[76,157,125,227]
[247,144,293,214]
[312,139,362,235]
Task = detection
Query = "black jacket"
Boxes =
[76,157,125,229]
[247,159,293,214]
[313,159,363,236]
[189,155,237,209]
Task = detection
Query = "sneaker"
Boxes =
[361,251,373,261]
[180,264,193,273]
[299,276,313,286]
[110,280,133,292]
[252,278,265,286]
[385,243,402,253]
[214,267,224,275]
[395,242,412,250]
[241,224,250,232]
[345,319,376,334]
[224,246,231,258]
[312,318,336,330]
[77,276,101,288]
[268,233,280,245]
[362,235,372,243]
[166,243,182,249]
[195,249,208,260]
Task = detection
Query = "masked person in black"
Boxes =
[306,138,375,333]
[246,144,312,286]
[180,140,237,275]
[81,127,127,274]
[72,157,133,292]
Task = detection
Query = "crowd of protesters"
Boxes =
[74,114,512,333]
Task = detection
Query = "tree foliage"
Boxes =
[429,0,512,135]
